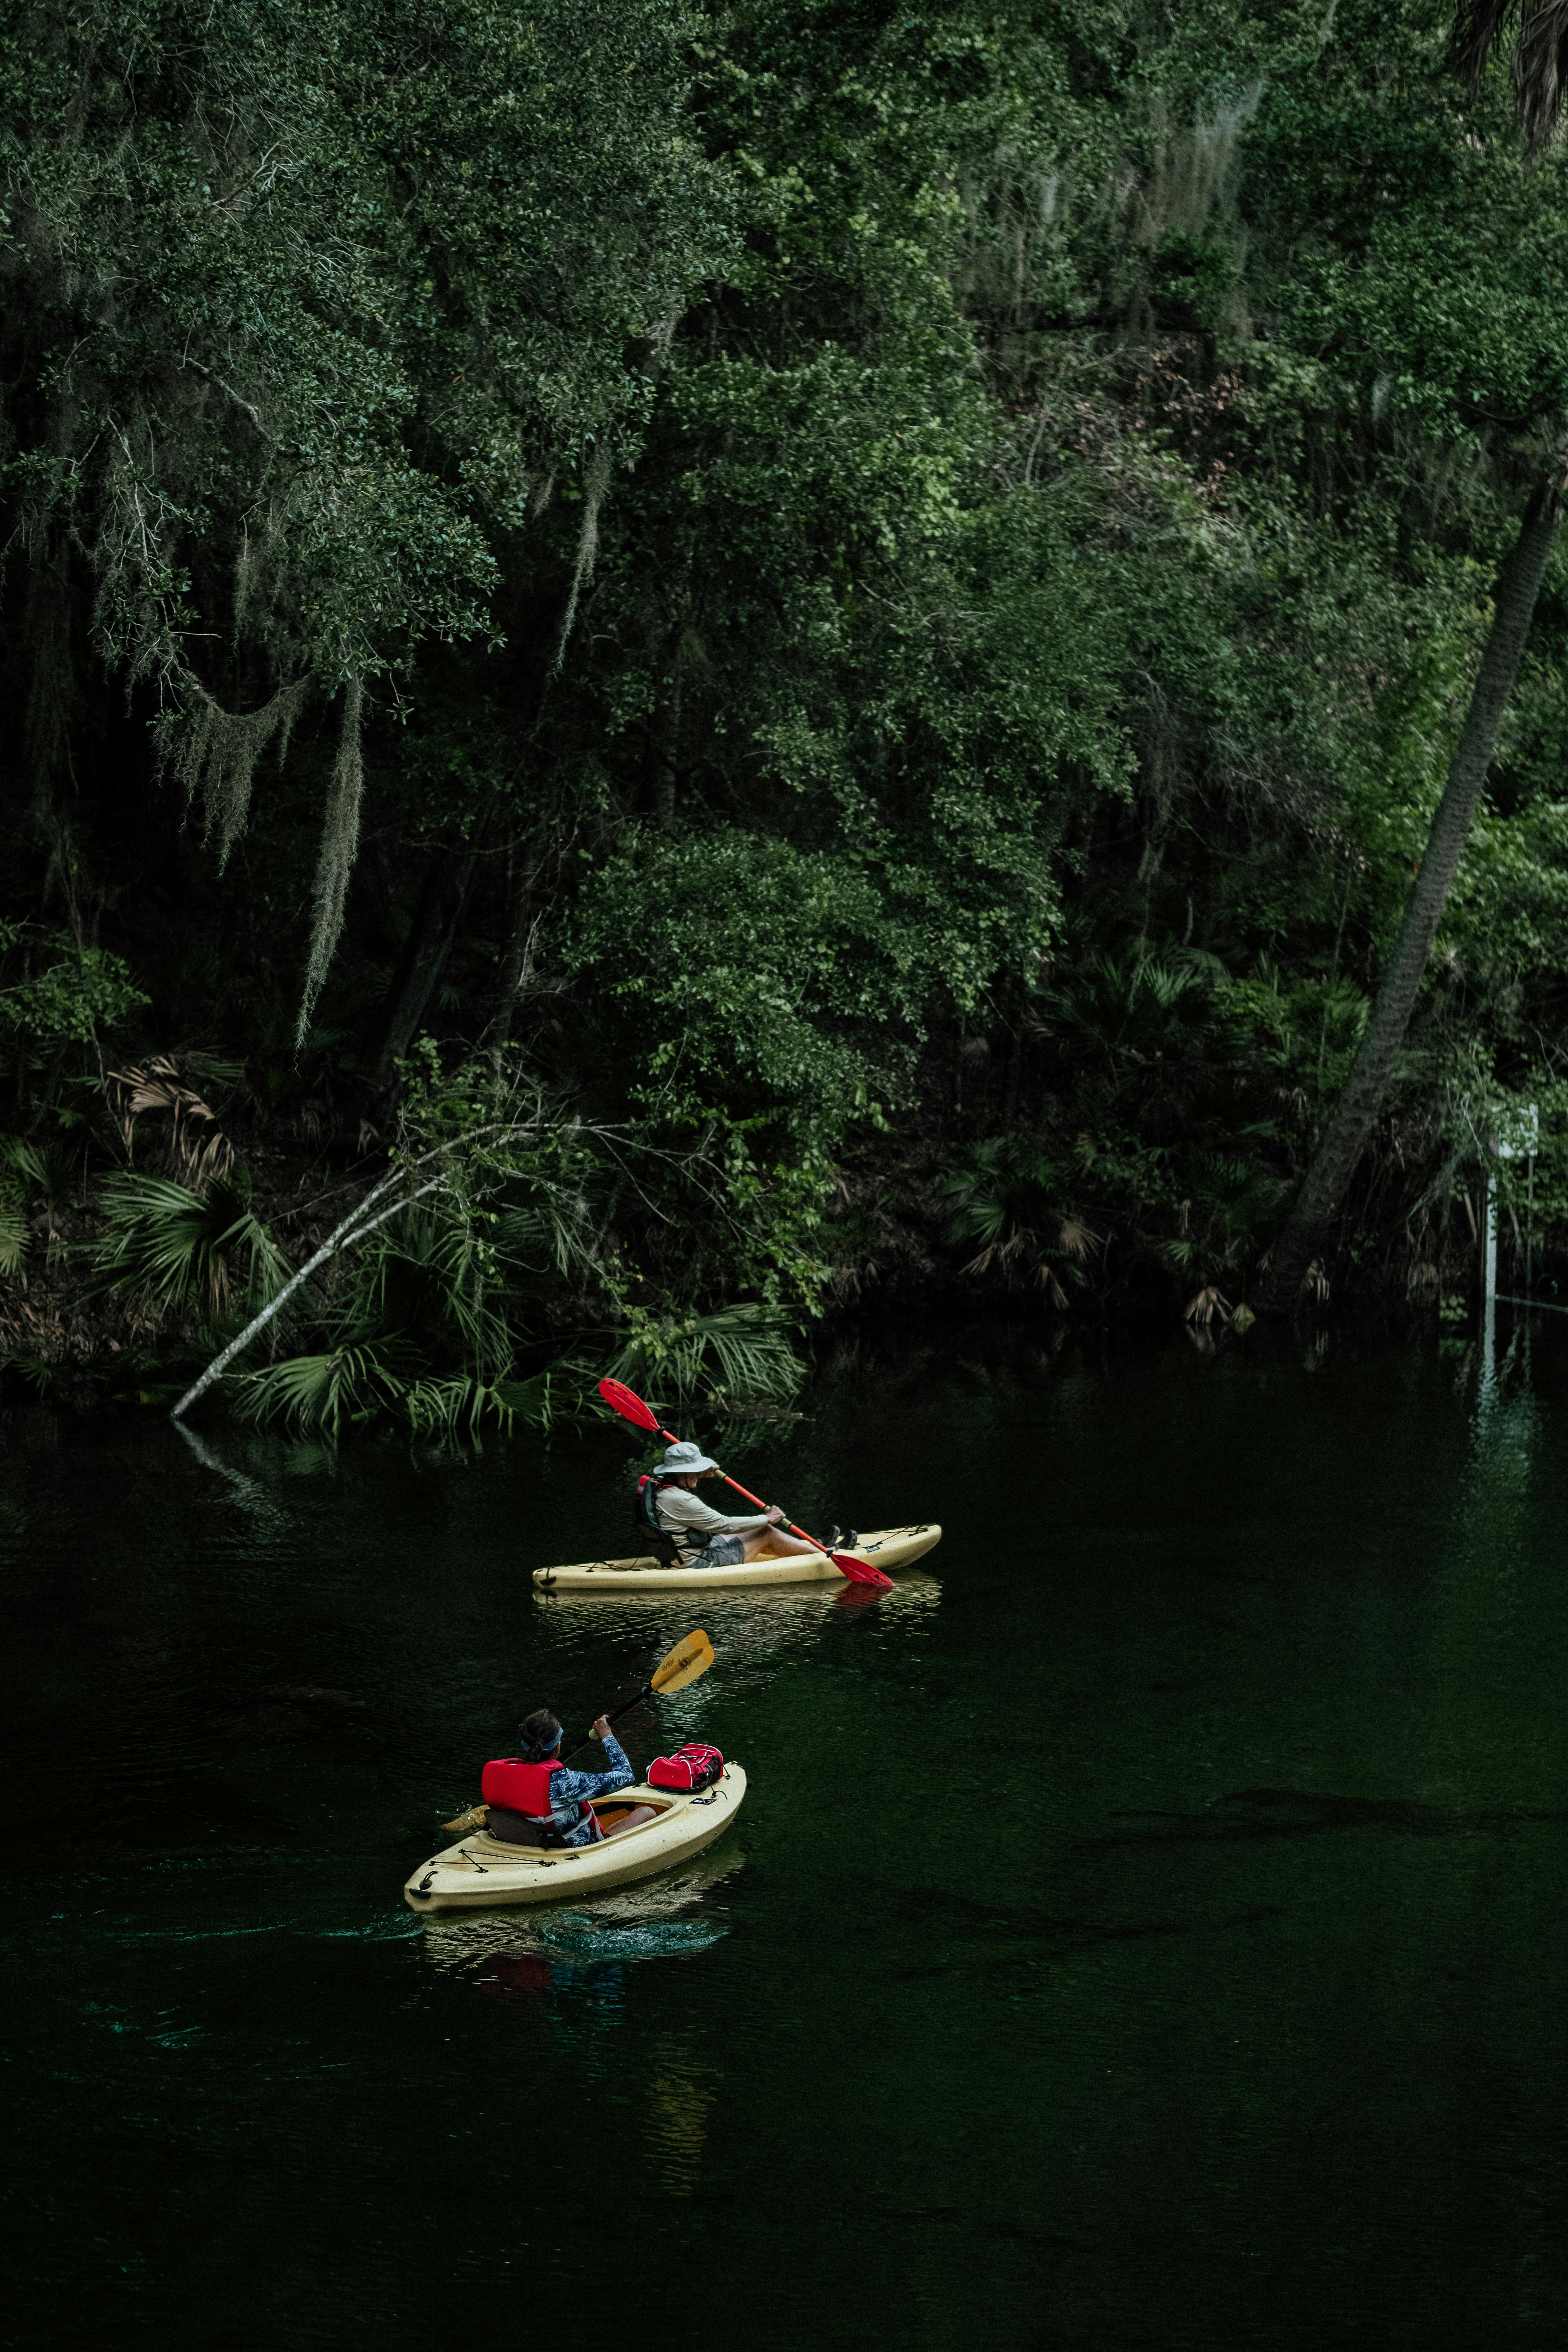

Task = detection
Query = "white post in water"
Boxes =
[1482,1103,1540,1406]
[1527,1115,1537,1372]
[1491,1103,1539,1307]
[1524,1101,1539,1300]
[1482,1167,1497,1400]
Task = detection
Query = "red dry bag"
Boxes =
[647,1743,724,1792]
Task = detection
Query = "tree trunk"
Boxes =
[361,834,484,1106]
[654,665,683,832]
[649,560,691,831]
[485,842,548,1056]
[1254,482,1561,1315]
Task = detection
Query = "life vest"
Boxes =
[480,1755,605,1845]
[633,1474,685,1561]
[634,1474,672,1535]
[482,1756,564,1819]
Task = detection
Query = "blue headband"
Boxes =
[542,1724,563,1751]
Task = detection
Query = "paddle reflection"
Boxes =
[646,2030,719,2196]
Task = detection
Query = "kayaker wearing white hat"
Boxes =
[651,1440,821,1570]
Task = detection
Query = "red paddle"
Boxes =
[596,1376,894,1591]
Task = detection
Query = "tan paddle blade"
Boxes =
[651,1627,714,1697]
[574,1627,718,1753]
[442,1803,489,1833]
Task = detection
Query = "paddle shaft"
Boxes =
[559,1683,652,1766]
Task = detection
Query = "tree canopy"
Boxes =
[7,0,1568,1412]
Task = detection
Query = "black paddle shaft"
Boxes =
[560,1683,653,1767]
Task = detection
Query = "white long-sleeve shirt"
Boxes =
[654,1483,769,1564]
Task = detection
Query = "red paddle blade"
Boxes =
[835,1581,886,1610]
[598,1377,661,1432]
[831,1550,894,1591]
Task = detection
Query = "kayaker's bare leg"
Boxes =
[740,1527,826,1562]
[600,1804,657,1838]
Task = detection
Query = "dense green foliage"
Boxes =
[6,0,1568,1412]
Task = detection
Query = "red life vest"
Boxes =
[481,1756,563,1819]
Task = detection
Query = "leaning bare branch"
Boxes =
[168,1166,444,1420]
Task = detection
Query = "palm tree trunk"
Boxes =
[1254,481,1561,1315]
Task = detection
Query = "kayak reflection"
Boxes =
[415,1842,744,1986]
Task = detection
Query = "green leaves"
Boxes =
[91,1170,290,1325]
[605,1302,803,1407]
[0,1174,26,1278]
[1249,27,1568,441]
[2,0,731,1019]
[235,1342,408,1437]
[0,932,148,1068]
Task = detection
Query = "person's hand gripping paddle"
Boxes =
[559,1625,716,1762]
[596,1376,894,1591]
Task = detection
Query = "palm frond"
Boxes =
[0,1189,29,1277]
[1450,0,1568,148]
[400,1371,556,1437]
[7,1137,80,1203]
[1515,0,1568,145]
[942,1135,1091,1298]
[492,1370,557,1428]
[105,1057,236,1185]
[494,1191,598,1283]
[350,1204,516,1382]
[1184,1283,1232,1326]
[606,1303,804,1406]
[92,1169,290,1321]
[234,1343,406,1435]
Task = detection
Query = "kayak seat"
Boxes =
[485,1804,562,1848]
[628,1517,684,1566]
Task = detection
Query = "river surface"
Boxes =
[3,1320,1567,2349]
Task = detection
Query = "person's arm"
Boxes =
[553,1724,635,1808]
[658,1488,771,1537]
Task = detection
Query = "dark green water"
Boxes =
[5,1326,1568,2349]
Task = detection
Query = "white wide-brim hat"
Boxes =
[661,1440,718,1475]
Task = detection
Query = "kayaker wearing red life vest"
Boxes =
[481,1710,657,1848]
[650,1440,821,1569]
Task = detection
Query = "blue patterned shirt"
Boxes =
[544,1731,636,1846]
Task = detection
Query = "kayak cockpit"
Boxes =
[482,1793,678,1848]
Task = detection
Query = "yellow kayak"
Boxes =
[404,1764,747,1911]
[531,1522,941,1593]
